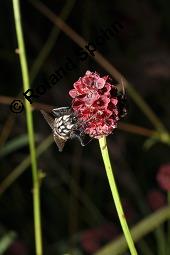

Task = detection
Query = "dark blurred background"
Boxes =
[0,0,170,254]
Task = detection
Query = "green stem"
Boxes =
[99,136,138,255]
[12,1,42,254]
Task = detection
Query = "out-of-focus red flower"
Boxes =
[157,164,170,191]
[69,71,127,138]
[8,240,27,255]
[80,229,101,254]
[80,223,118,253]
[147,189,166,211]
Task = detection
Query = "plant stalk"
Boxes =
[99,136,138,255]
[12,1,43,254]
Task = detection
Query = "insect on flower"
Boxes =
[41,71,127,152]
[40,107,88,152]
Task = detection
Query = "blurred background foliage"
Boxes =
[0,0,170,254]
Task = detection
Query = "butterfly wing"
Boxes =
[41,109,67,152]
[53,133,67,152]
[40,110,54,129]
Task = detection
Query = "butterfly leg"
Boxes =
[70,131,85,146]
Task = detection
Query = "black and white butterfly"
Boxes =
[40,107,88,152]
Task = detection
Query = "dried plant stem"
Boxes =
[29,0,170,144]
[99,136,138,255]
[30,0,76,83]
[12,1,43,254]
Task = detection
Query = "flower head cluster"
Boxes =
[69,70,127,138]
[157,164,170,191]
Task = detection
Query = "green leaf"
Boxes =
[0,134,29,157]
[0,231,16,255]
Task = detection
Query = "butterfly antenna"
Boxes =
[120,77,125,97]
[81,136,94,146]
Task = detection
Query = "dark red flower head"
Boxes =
[157,164,170,191]
[147,189,166,211]
[69,70,127,138]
